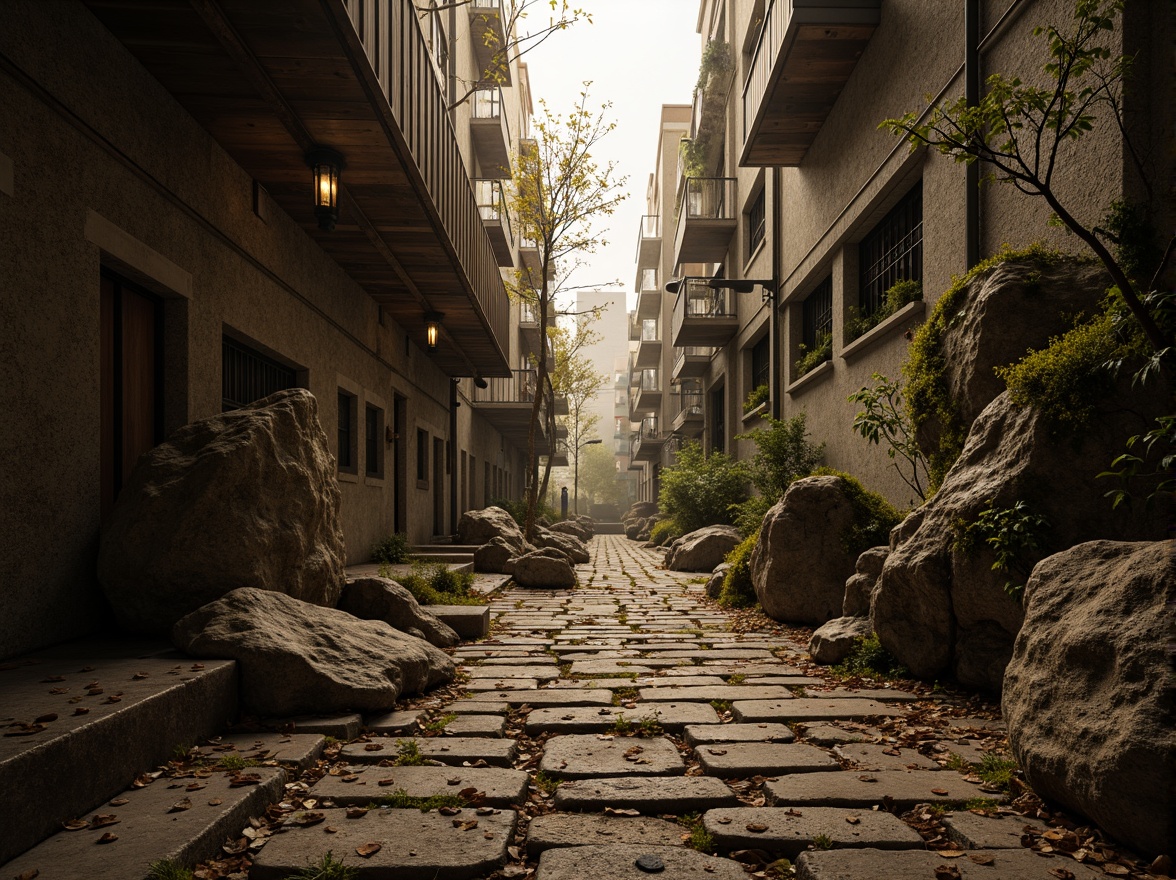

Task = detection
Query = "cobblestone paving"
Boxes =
[255,535,1120,880]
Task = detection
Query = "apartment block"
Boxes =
[0,0,554,659]
[629,0,1172,509]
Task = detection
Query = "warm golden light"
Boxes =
[307,147,344,232]
[425,312,444,351]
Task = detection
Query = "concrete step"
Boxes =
[593,522,625,534]
[425,604,490,639]
[0,638,237,864]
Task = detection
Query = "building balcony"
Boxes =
[741,0,881,167]
[518,300,555,355]
[635,318,662,369]
[630,419,667,463]
[673,177,737,270]
[467,0,511,86]
[635,267,661,321]
[672,345,714,380]
[669,387,705,436]
[83,0,512,379]
[471,369,551,454]
[475,179,513,267]
[471,86,512,177]
[672,279,739,347]
[518,236,555,285]
[631,369,663,415]
[635,214,662,270]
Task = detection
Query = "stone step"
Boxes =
[310,764,530,808]
[639,685,795,702]
[683,723,795,746]
[251,806,516,880]
[553,776,740,813]
[468,688,614,709]
[198,731,326,771]
[424,605,490,640]
[340,736,517,767]
[0,638,237,864]
[794,847,1107,880]
[694,742,839,777]
[765,770,1000,810]
[536,844,747,879]
[524,813,684,855]
[538,734,685,779]
[702,806,924,856]
[733,698,906,724]
[525,702,720,735]
[2,766,284,880]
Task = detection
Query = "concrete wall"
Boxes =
[0,2,518,659]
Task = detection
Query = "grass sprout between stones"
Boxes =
[393,739,426,766]
[288,851,358,880]
[374,790,466,811]
[677,814,716,853]
[147,860,195,880]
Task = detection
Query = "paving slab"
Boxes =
[3,767,284,880]
[657,649,776,660]
[539,734,685,779]
[283,713,364,739]
[365,710,425,735]
[425,604,491,640]
[553,776,739,813]
[633,675,726,687]
[766,770,996,810]
[702,806,924,856]
[546,678,635,689]
[683,723,795,746]
[733,699,905,723]
[639,685,794,702]
[525,703,720,734]
[833,743,941,771]
[340,737,517,767]
[944,811,1048,849]
[569,662,657,675]
[536,844,747,880]
[311,765,529,807]
[695,742,838,777]
[467,677,539,691]
[472,688,614,708]
[251,806,515,880]
[525,813,684,855]
[466,655,557,666]
[445,699,510,715]
[200,731,325,770]
[806,688,921,703]
[798,724,881,746]
[467,666,560,681]
[436,714,508,737]
[794,847,1106,880]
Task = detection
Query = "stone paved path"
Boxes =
[254,535,1112,880]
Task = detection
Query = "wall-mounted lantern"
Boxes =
[425,311,445,351]
[307,146,344,231]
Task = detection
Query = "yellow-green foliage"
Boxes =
[811,468,902,557]
[649,518,681,546]
[903,244,1070,489]
[718,533,758,608]
[995,312,1119,434]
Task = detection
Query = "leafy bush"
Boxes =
[832,633,909,680]
[953,499,1050,600]
[736,412,825,502]
[383,562,485,606]
[904,244,1069,489]
[848,373,929,502]
[743,383,770,413]
[649,518,681,546]
[995,312,1119,435]
[490,497,557,527]
[846,280,923,342]
[370,532,410,564]
[718,533,758,608]
[658,440,748,534]
[811,468,903,557]
[794,331,832,378]
[732,493,772,539]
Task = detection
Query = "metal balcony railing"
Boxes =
[672,388,704,420]
[474,178,512,239]
[678,177,736,223]
[472,368,538,404]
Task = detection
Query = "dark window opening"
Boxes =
[417,429,429,483]
[751,334,770,393]
[747,188,766,259]
[365,404,383,478]
[337,391,356,472]
[803,275,834,351]
[710,385,726,453]
[222,336,295,412]
[859,181,923,317]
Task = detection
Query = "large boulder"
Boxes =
[751,477,859,625]
[474,536,519,574]
[874,381,1169,692]
[456,506,528,552]
[98,389,345,635]
[705,563,730,600]
[665,526,741,572]
[533,527,590,564]
[511,548,577,589]
[845,547,888,617]
[624,519,643,540]
[550,520,591,542]
[625,501,658,521]
[916,255,1108,458]
[809,616,873,665]
[172,587,454,716]
[1003,541,1175,858]
[337,577,459,648]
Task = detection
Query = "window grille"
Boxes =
[802,276,834,351]
[751,335,770,391]
[221,337,295,412]
[859,182,922,316]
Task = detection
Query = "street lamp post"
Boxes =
[574,438,603,516]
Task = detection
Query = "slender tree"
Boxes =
[509,86,626,539]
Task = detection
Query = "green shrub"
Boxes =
[658,440,748,534]
[371,532,410,564]
[649,518,682,546]
[385,562,485,606]
[732,493,772,539]
[995,313,1119,435]
[848,373,929,503]
[811,468,903,557]
[832,633,909,679]
[736,412,825,502]
[904,244,1070,489]
[718,533,758,608]
[743,383,770,413]
[490,497,558,527]
[953,499,1050,601]
[794,331,832,377]
[846,280,923,342]
[147,861,195,880]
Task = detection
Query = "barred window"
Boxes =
[221,336,295,412]
[859,182,922,316]
[802,276,833,351]
[751,335,770,391]
[746,188,766,259]
[337,391,357,473]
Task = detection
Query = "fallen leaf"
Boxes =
[716,817,732,825]
[1101,866,1130,877]
[346,807,368,818]
[34,713,58,724]
[439,807,462,816]
[707,749,728,756]
[784,809,803,817]
[73,708,89,716]
[356,842,382,858]
[89,815,119,829]
[131,774,155,789]
[476,807,499,815]
[13,870,39,880]
[968,854,995,866]
[377,778,396,786]
[61,819,89,831]
[292,812,325,827]
[325,826,338,834]
[745,823,768,833]
[931,788,950,796]
[604,807,640,817]
[43,676,66,682]
[169,798,192,813]
[207,798,223,806]
[938,850,966,858]
[933,866,961,880]
[87,687,103,696]
[1047,870,1076,880]
[363,743,384,752]
[845,816,860,825]
[229,773,261,787]
[132,672,149,680]
[96,832,118,844]
[858,775,877,783]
